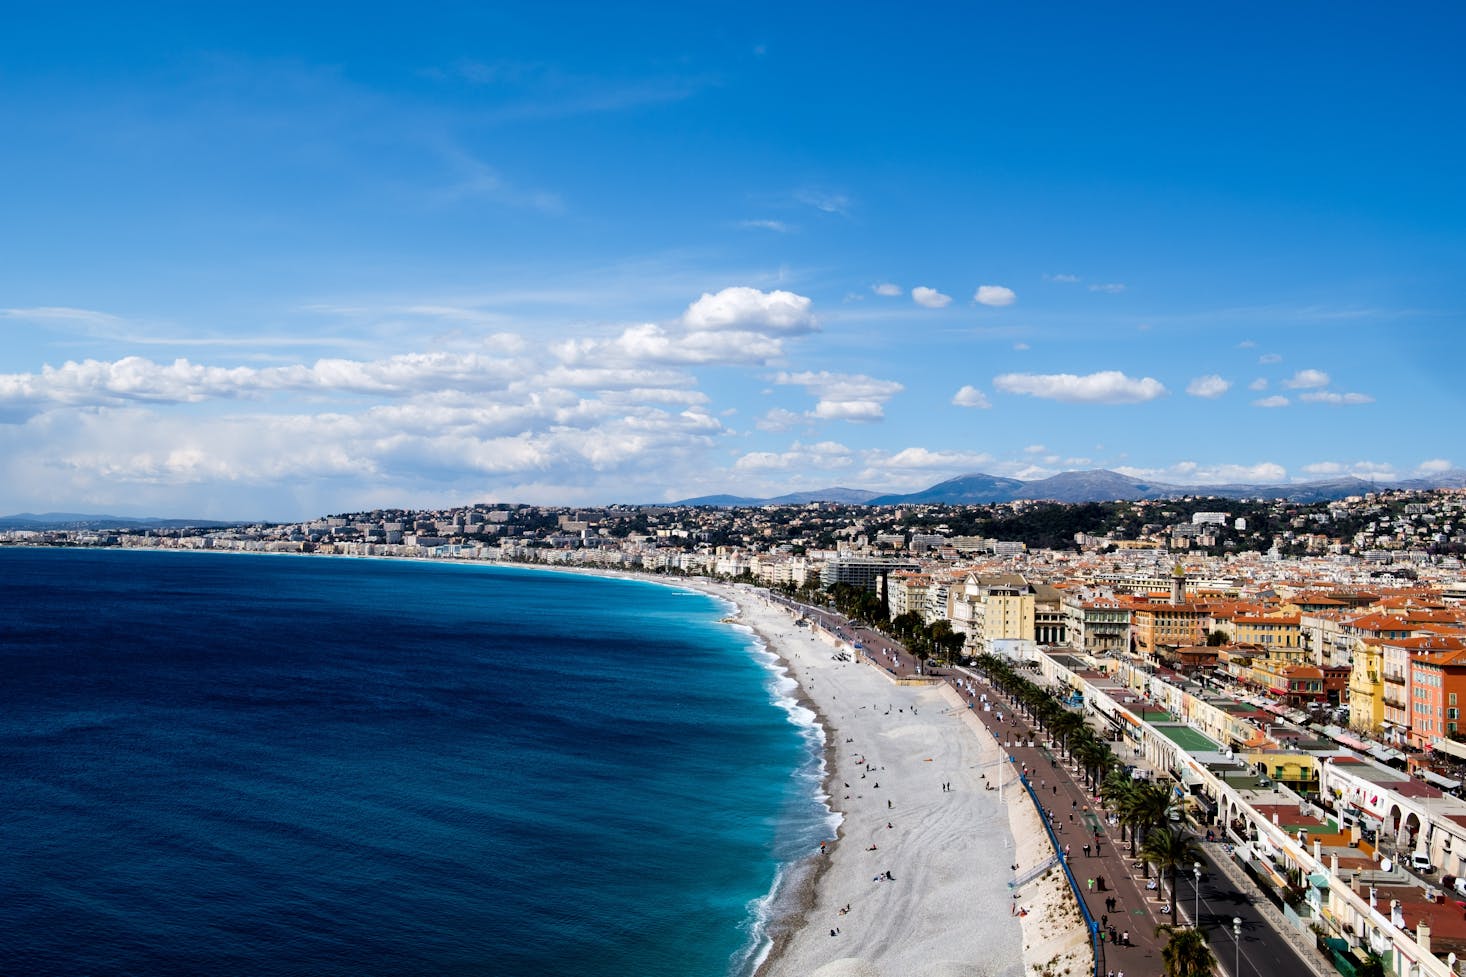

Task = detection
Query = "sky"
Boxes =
[2,3,1463,521]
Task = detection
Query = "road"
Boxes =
[1193,847,1319,977]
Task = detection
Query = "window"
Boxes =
[1452,693,1458,707]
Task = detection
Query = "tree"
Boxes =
[890,611,923,641]
[1073,736,1116,792]
[1154,924,1216,977]
[1051,712,1085,758]
[1206,630,1230,647]
[1122,781,1174,867]
[1141,826,1205,918]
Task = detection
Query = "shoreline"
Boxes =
[698,581,1032,977]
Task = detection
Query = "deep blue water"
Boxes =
[0,549,830,977]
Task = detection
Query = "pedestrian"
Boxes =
[1121,931,1128,946]
[1083,843,1091,857]
[1087,877,1094,891]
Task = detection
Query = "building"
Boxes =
[1408,649,1466,750]
[1131,599,1210,662]
[1062,594,1132,656]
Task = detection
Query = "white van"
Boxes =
[1411,851,1435,873]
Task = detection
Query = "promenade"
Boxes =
[772,593,1330,977]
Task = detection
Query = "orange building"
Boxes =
[1407,648,1466,750]
[1131,600,1210,661]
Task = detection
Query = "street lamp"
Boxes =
[1233,917,1242,977]
[1193,862,1202,927]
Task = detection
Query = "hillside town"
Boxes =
[13,487,1466,976]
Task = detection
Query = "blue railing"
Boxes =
[1017,766,1104,977]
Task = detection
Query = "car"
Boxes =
[1411,851,1435,873]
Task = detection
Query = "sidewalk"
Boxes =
[959,680,1169,976]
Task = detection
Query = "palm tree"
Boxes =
[1154,923,1216,977]
[1141,826,1205,917]
[1051,712,1085,758]
[1101,771,1136,840]
[1074,737,1114,792]
[1122,781,1174,868]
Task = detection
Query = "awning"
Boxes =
[1420,769,1462,790]
[1308,872,1331,890]
[1433,737,1466,762]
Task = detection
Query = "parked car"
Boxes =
[1411,851,1435,873]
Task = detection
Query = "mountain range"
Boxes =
[5,467,1465,529]
[0,512,239,532]
[670,468,1466,507]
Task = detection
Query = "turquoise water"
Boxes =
[0,549,832,976]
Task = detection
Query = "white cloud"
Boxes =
[1253,395,1290,408]
[1237,340,1257,349]
[1299,390,1374,405]
[0,306,123,326]
[1088,283,1126,294]
[992,370,1166,404]
[1419,458,1454,474]
[737,219,790,233]
[1302,462,1344,476]
[556,322,786,367]
[1248,378,1268,391]
[1115,461,1288,485]
[877,446,993,471]
[775,370,904,423]
[1185,375,1231,398]
[0,352,536,409]
[682,286,817,334]
[1,389,729,516]
[1013,342,1030,351]
[1043,274,1079,284]
[734,440,853,471]
[755,408,804,432]
[1259,353,1282,364]
[872,282,902,297]
[1023,444,1046,454]
[974,285,1016,307]
[911,286,952,309]
[951,385,991,408]
[1283,369,1330,389]
[794,188,851,215]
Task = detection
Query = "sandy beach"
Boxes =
[689,581,1088,977]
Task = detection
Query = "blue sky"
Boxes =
[2,4,1462,520]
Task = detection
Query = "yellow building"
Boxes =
[983,579,1035,645]
[1348,640,1385,733]
[1231,614,1301,650]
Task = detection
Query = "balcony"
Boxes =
[1383,672,1406,685]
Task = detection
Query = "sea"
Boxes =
[0,548,835,977]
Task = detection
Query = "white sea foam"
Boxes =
[723,617,842,977]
